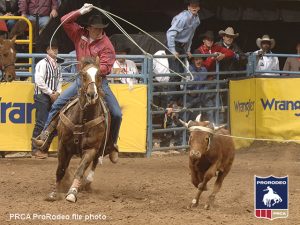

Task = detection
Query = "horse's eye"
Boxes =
[3,53,8,57]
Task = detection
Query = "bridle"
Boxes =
[188,124,214,152]
[0,50,16,82]
[0,63,15,82]
[78,65,99,110]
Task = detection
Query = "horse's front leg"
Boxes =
[46,145,72,201]
[66,148,97,202]
[81,146,104,191]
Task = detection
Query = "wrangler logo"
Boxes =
[261,98,300,116]
[234,100,255,117]
[0,101,35,124]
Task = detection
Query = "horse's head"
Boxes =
[79,56,102,105]
[0,36,17,82]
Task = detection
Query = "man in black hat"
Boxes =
[31,41,62,159]
[185,49,207,120]
[166,0,201,105]
[32,3,121,163]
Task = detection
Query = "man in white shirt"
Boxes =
[153,50,170,83]
[31,43,62,159]
[255,35,279,76]
[112,45,139,85]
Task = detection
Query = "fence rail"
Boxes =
[11,52,300,156]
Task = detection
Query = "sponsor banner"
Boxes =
[254,175,288,220]
[229,79,256,149]
[0,82,147,153]
[230,77,300,148]
[256,78,300,140]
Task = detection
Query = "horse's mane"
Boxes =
[81,57,97,68]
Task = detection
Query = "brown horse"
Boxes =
[47,57,110,203]
[0,36,16,82]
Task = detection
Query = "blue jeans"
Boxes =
[44,78,122,144]
[32,94,51,151]
[167,42,186,104]
[26,15,50,30]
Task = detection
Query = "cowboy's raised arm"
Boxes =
[61,4,93,43]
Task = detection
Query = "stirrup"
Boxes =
[32,131,51,151]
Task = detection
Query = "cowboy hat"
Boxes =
[200,30,214,41]
[219,27,239,38]
[184,0,201,4]
[87,15,109,29]
[256,35,276,49]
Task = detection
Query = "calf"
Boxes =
[180,114,235,209]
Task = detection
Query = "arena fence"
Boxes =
[0,16,33,73]
[1,53,298,157]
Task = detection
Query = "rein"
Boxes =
[59,98,106,152]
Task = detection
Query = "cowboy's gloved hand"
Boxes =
[79,3,93,15]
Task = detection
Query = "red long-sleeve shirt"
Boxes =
[197,44,234,71]
[61,10,115,76]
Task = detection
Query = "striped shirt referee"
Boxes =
[34,55,62,95]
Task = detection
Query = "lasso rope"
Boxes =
[216,133,300,143]
[92,6,194,81]
[49,6,194,82]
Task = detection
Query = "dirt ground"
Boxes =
[0,142,299,225]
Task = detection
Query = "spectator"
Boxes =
[215,27,247,123]
[166,0,201,105]
[186,49,207,120]
[216,27,247,77]
[31,42,62,159]
[18,0,58,31]
[112,45,139,85]
[255,34,279,76]
[153,50,170,83]
[152,50,170,109]
[197,30,234,72]
[0,0,19,31]
[283,42,300,76]
[196,30,234,124]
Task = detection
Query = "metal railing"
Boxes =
[12,52,300,157]
[0,16,33,73]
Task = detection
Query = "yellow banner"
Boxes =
[230,77,300,148]
[256,78,300,140]
[230,78,256,149]
[0,82,147,153]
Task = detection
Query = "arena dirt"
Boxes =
[0,142,299,225]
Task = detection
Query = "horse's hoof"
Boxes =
[66,193,77,203]
[187,199,198,209]
[45,192,57,202]
[84,182,92,192]
[204,204,210,210]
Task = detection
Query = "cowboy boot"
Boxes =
[32,150,48,159]
[109,144,119,164]
[32,116,59,151]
